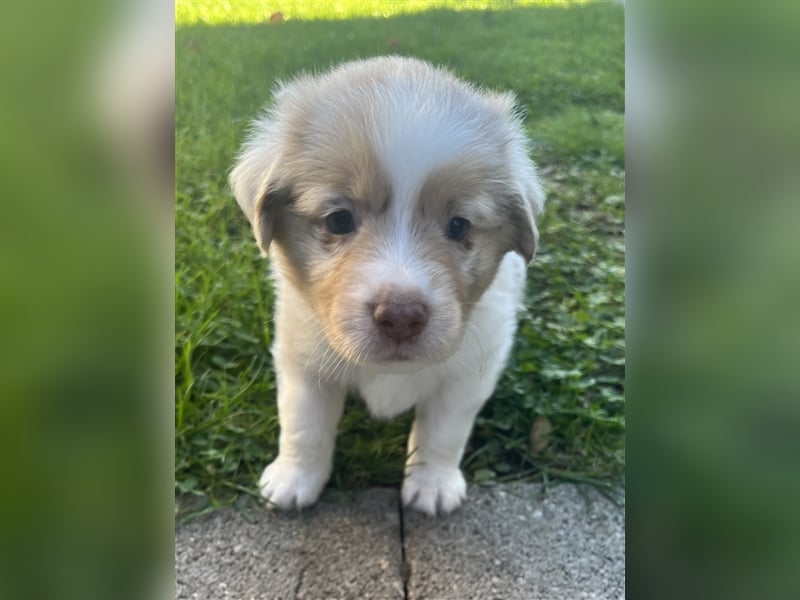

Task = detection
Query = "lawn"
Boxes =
[176,1,624,514]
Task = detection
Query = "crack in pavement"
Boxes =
[293,561,311,599]
[397,491,411,600]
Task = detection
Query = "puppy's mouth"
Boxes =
[328,328,449,369]
[351,336,421,364]
[358,334,456,368]
[358,342,443,375]
[374,341,420,363]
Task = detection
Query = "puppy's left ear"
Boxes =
[508,162,545,264]
[485,92,545,264]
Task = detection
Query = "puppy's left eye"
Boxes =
[325,210,356,235]
[445,216,470,241]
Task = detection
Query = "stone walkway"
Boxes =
[176,483,624,599]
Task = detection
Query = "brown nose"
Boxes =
[373,301,428,341]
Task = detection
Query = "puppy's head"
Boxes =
[231,57,544,367]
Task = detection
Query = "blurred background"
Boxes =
[0,0,172,598]
[0,1,798,599]
[626,1,800,597]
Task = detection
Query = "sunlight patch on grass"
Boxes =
[176,0,592,25]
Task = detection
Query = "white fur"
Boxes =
[230,57,544,515]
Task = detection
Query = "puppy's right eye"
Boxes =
[445,216,470,241]
[325,210,356,235]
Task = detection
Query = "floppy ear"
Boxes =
[229,118,287,257]
[507,158,545,264]
[484,91,545,263]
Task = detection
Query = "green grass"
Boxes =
[176,2,624,514]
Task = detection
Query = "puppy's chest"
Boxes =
[354,369,443,420]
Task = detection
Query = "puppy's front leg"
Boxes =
[402,382,487,516]
[259,368,345,510]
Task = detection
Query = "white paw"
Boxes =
[258,458,329,510]
[402,464,467,516]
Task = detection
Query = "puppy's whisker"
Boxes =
[320,345,344,383]
[321,345,345,380]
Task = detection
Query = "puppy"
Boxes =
[230,57,544,516]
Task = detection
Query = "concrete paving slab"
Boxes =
[176,483,624,600]
[403,483,624,600]
[176,488,403,599]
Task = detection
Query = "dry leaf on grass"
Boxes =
[529,415,553,456]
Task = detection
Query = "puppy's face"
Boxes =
[231,58,544,367]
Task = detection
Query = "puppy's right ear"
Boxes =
[229,135,286,257]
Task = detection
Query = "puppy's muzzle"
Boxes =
[372,298,429,342]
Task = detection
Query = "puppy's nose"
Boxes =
[373,300,428,341]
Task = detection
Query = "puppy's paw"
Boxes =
[402,464,467,516]
[258,459,328,510]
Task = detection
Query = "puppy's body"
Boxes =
[231,57,544,515]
